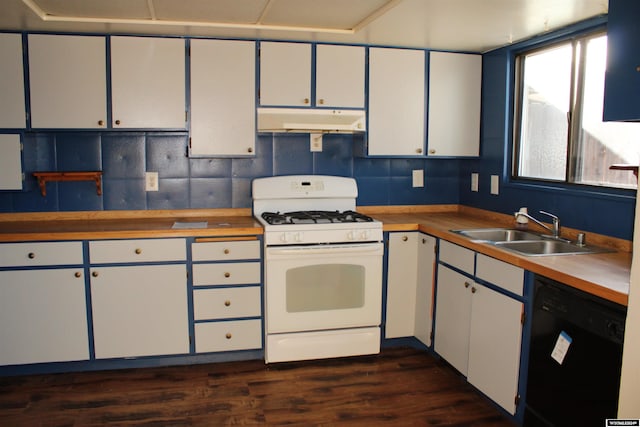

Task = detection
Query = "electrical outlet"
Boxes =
[412,169,424,188]
[490,175,499,195]
[471,173,479,192]
[310,133,323,152]
[145,172,159,191]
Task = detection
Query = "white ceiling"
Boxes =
[1,0,609,52]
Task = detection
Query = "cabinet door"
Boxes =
[0,269,89,365]
[259,42,311,106]
[467,283,523,415]
[415,233,436,346]
[0,134,22,190]
[316,44,365,108]
[111,36,186,129]
[434,264,472,375]
[427,51,481,157]
[190,39,255,156]
[368,47,426,156]
[28,34,107,129]
[603,0,640,121]
[385,232,418,338]
[0,33,26,128]
[90,264,189,358]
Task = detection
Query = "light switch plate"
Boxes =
[412,169,424,188]
[145,172,159,191]
[490,175,499,195]
[471,173,479,192]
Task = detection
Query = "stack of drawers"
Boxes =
[192,238,262,353]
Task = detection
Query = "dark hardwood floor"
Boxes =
[0,347,515,426]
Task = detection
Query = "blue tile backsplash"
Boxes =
[0,131,460,212]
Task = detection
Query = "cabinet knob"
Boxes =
[92,271,99,277]
[225,333,232,339]
[416,148,423,154]
[636,66,640,72]
[471,286,477,293]
[318,99,325,105]
[247,147,253,153]
[98,120,105,126]
[402,236,408,242]
[115,119,121,125]
[464,281,471,288]
[27,252,35,259]
[224,272,231,278]
[224,300,231,307]
[429,149,436,154]
[303,98,310,104]
[422,238,427,244]
[135,248,142,255]
[74,272,82,278]
[223,249,230,255]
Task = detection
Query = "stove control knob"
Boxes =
[294,232,303,243]
[280,233,288,243]
[360,230,370,240]
[347,231,356,240]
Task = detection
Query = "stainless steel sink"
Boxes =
[494,240,606,256]
[452,228,544,242]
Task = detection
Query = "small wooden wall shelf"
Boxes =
[33,171,103,197]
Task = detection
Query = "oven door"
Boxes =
[265,242,383,334]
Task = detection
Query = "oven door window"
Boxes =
[286,264,365,313]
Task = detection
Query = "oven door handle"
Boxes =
[267,244,382,256]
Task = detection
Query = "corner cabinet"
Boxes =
[434,240,524,416]
[603,0,640,121]
[385,232,435,346]
[27,34,107,129]
[368,47,426,156]
[110,36,186,129]
[427,51,481,157]
[0,33,26,128]
[88,238,189,359]
[189,39,256,156]
[0,241,88,366]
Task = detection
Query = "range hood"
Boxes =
[257,108,366,133]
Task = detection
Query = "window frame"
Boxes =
[509,24,636,195]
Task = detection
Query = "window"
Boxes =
[514,32,638,189]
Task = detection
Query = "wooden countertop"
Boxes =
[0,205,631,306]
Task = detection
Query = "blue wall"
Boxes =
[0,131,461,212]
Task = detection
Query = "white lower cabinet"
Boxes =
[385,232,435,346]
[434,241,524,415]
[90,264,189,359]
[0,268,89,365]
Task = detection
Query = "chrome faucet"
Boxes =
[514,210,561,239]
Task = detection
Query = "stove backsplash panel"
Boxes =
[0,131,461,213]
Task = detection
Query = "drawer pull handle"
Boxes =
[224,300,231,307]
[225,333,232,339]
[224,272,231,278]
[75,272,82,278]
[402,236,408,242]
[28,252,35,259]
[224,249,230,255]
[135,248,142,255]
[92,271,99,277]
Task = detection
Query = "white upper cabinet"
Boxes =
[368,47,426,156]
[111,36,186,129]
[259,41,312,107]
[28,34,107,129]
[315,44,365,108]
[190,39,255,156]
[427,51,481,157]
[0,33,26,128]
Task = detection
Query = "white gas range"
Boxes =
[252,175,384,363]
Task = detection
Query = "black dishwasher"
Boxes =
[525,275,626,426]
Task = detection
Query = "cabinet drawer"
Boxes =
[192,240,260,261]
[89,238,186,264]
[194,287,261,320]
[0,241,83,267]
[195,319,262,353]
[439,240,475,274]
[476,254,524,296]
[193,262,260,286]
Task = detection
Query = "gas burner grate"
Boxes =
[261,210,374,225]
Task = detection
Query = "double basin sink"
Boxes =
[451,228,605,256]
